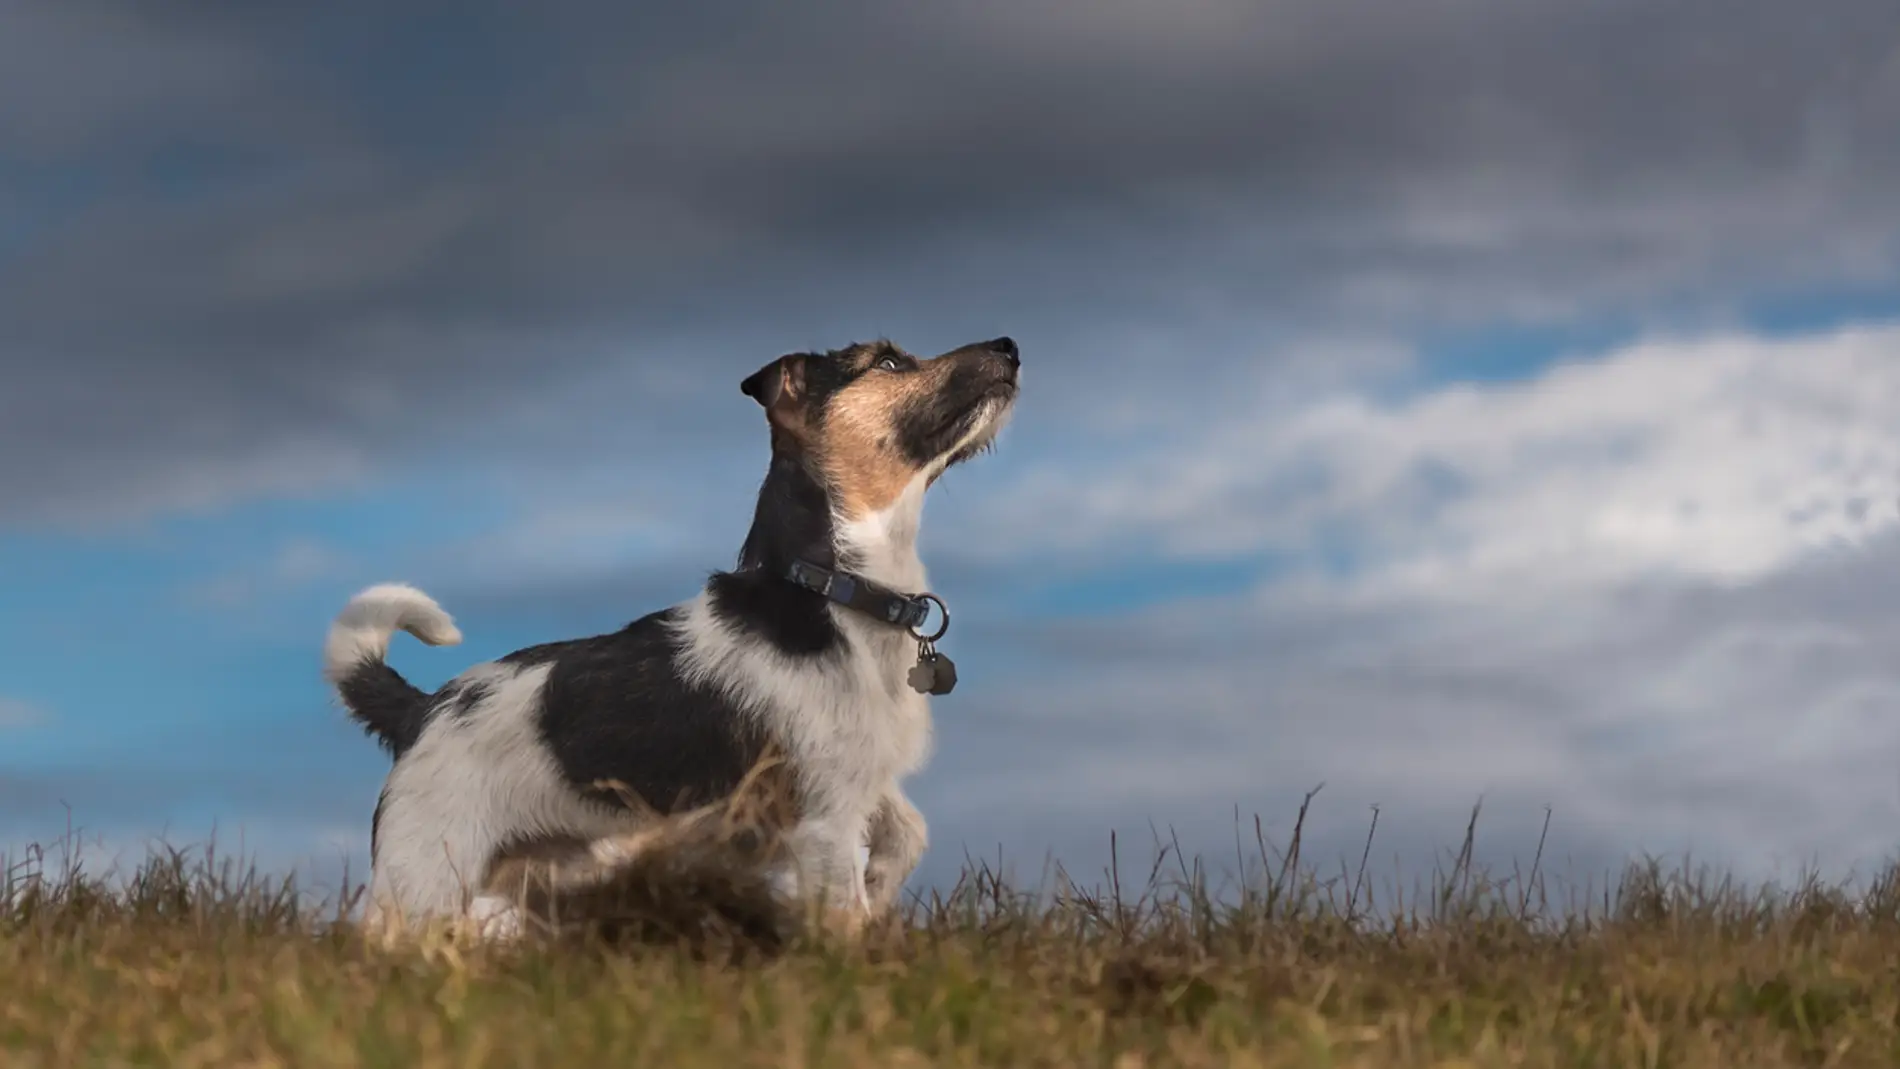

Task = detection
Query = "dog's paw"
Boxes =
[467,894,526,943]
[820,904,869,943]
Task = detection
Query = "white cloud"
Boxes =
[967,320,1900,597]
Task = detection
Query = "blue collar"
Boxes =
[782,558,945,639]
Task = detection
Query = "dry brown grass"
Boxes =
[6,800,1900,1068]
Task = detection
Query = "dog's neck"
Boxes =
[737,452,836,577]
[834,474,929,595]
[736,452,929,595]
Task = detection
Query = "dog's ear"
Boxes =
[740,354,807,412]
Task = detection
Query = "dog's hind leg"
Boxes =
[366,781,516,930]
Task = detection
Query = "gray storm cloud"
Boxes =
[2,0,1897,522]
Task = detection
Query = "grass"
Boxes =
[6,799,1900,1068]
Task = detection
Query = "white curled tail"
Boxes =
[322,583,463,684]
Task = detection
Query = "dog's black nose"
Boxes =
[986,336,1019,365]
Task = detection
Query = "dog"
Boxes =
[322,336,1020,937]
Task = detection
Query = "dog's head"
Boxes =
[740,337,1020,519]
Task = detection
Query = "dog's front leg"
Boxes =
[863,785,927,917]
[788,816,871,939]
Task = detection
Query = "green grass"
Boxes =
[7,804,1900,1068]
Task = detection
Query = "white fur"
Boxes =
[323,583,462,683]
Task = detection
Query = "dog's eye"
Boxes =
[875,356,903,371]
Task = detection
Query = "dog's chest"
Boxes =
[809,612,933,780]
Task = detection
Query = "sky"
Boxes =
[5,0,1900,905]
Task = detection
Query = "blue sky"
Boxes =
[6,0,1900,900]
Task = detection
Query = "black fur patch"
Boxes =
[335,661,431,759]
[705,570,839,655]
[516,609,779,816]
[370,784,389,863]
[736,452,837,577]
[796,347,872,403]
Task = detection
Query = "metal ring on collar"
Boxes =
[908,593,949,643]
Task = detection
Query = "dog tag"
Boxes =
[926,652,957,695]
[908,641,957,696]
[907,658,937,694]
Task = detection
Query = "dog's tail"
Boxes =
[324,583,463,758]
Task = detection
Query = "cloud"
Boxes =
[0,3,295,155]
[0,698,46,729]
[3,0,1898,524]
[960,321,1900,591]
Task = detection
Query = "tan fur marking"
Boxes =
[813,352,955,518]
